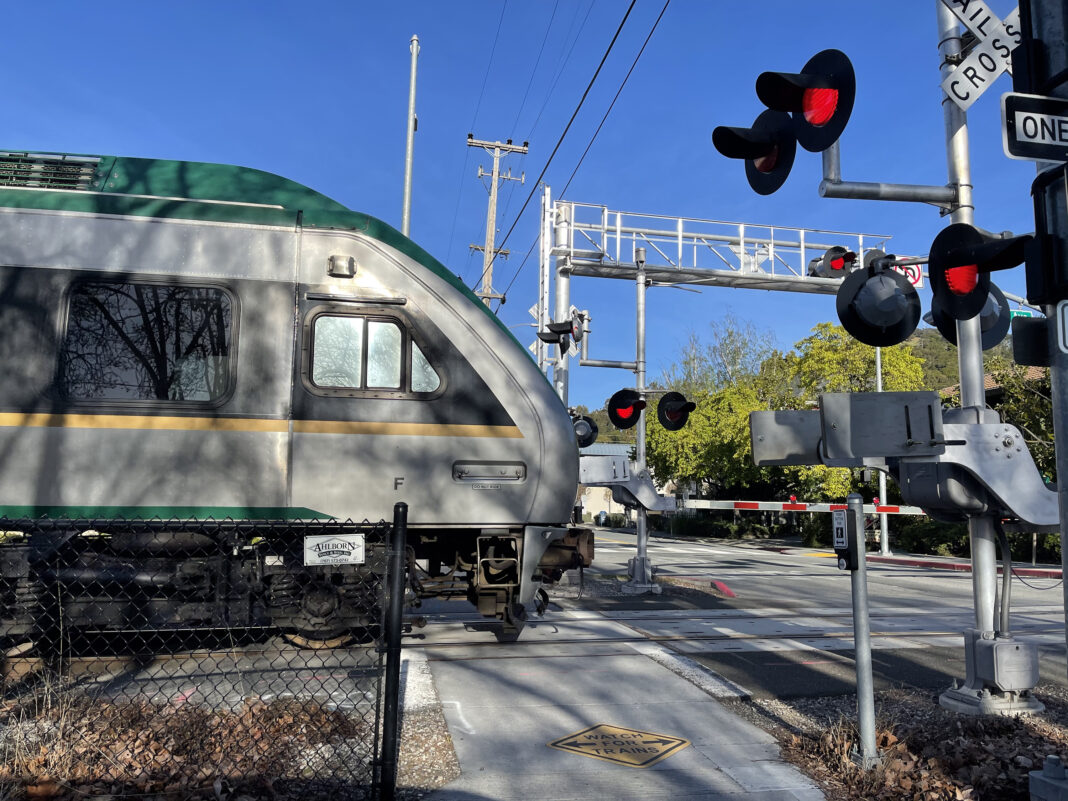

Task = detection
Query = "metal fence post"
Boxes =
[380,502,408,800]
[847,493,880,769]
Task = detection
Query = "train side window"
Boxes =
[310,313,440,394]
[60,281,233,403]
[412,343,440,392]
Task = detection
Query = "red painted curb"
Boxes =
[712,580,737,598]
[867,554,1062,579]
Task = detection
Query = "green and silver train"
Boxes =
[0,150,591,643]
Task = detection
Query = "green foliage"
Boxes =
[665,512,772,539]
[907,328,960,391]
[794,322,925,395]
[892,518,969,557]
[986,357,1055,481]
[645,318,926,503]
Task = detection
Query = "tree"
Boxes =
[986,358,1054,480]
[659,314,777,396]
[793,322,925,395]
[645,321,926,501]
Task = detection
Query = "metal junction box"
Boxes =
[974,637,1039,692]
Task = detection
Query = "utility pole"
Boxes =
[401,35,419,238]
[468,135,527,307]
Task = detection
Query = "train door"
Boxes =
[288,292,532,526]
[288,295,447,522]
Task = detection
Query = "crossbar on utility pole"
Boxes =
[468,136,528,307]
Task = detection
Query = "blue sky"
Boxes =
[5,1,1032,411]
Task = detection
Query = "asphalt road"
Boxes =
[411,527,1068,701]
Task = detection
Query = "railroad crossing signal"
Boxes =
[656,392,696,431]
[809,246,857,278]
[928,222,1030,321]
[607,389,646,430]
[755,49,856,153]
[711,109,796,196]
[713,49,855,195]
[572,414,599,448]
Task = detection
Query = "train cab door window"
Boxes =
[310,313,440,394]
[366,320,401,388]
[60,281,233,403]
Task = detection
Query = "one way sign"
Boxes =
[1002,93,1068,163]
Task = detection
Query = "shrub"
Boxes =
[892,518,968,557]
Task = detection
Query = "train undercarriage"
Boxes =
[0,521,594,650]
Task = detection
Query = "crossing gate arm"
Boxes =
[680,499,926,515]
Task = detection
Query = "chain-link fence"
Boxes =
[0,511,405,800]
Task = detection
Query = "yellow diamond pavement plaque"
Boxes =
[547,723,690,768]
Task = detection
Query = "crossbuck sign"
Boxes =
[939,0,1021,111]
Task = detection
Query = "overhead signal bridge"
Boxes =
[542,197,891,295]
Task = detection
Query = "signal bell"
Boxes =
[836,261,921,347]
[607,389,646,430]
[657,392,696,431]
[712,109,797,196]
[928,223,1031,321]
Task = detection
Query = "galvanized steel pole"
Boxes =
[630,247,652,586]
[401,35,419,237]
[937,1,997,634]
[848,494,880,769]
[875,347,890,556]
[553,203,572,405]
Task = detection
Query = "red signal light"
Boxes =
[802,87,838,126]
[753,146,779,174]
[755,49,855,153]
[657,392,696,431]
[607,389,646,430]
[712,109,797,195]
[927,223,1029,323]
[945,264,978,296]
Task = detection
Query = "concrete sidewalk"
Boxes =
[413,622,824,801]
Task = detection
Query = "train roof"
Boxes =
[0,150,509,334]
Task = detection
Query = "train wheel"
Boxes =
[280,631,359,650]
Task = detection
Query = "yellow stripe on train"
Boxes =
[0,412,522,438]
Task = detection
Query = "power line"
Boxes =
[558,0,671,200]
[526,0,596,143]
[471,0,638,299]
[508,0,561,138]
[447,1,508,274]
[495,0,671,308]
